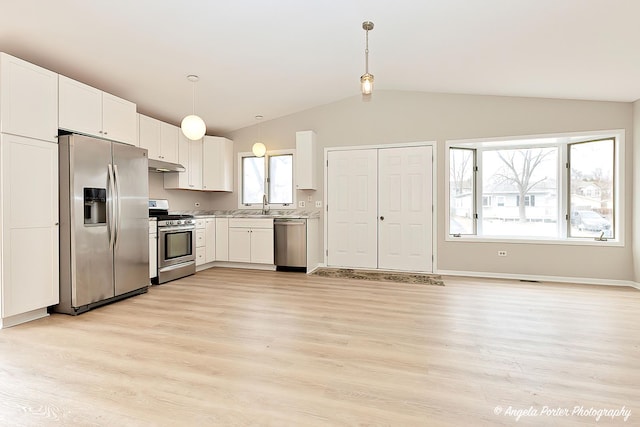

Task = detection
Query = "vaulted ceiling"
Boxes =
[2,1,640,135]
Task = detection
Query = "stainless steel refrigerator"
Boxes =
[56,134,149,315]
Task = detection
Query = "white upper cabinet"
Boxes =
[102,92,137,145]
[160,121,179,164]
[58,76,102,136]
[202,136,233,192]
[164,133,202,190]
[138,114,161,158]
[138,114,179,163]
[0,53,58,143]
[189,138,203,189]
[295,130,317,190]
[59,75,137,145]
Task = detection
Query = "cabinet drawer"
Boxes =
[196,247,206,266]
[229,218,273,229]
[196,229,205,247]
[195,219,206,229]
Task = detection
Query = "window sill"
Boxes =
[445,235,623,247]
[237,205,297,211]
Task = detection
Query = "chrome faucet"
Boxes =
[261,194,269,215]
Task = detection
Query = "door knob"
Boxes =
[380,216,384,221]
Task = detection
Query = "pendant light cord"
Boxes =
[192,81,196,115]
[365,29,369,74]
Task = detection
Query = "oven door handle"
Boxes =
[159,226,196,233]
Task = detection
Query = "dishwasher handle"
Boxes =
[274,220,306,226]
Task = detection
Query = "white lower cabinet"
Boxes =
[205,218,216,263]
[194,217,219,269]
[195,219,206,266]
[215,218,229,261]
[228,228,252,263]
[149,220,157,280]
[228,218,274,264]
[1,133,59,328]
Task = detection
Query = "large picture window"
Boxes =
[239,151,295,208]
[447,131,621,242]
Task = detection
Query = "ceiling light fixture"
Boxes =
[181,75,206,140]
[360,21,374,98]
[252,115,266,157]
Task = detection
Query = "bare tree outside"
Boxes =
[449,148,475,234]
[450,148,473,196]
[490,148,556,222]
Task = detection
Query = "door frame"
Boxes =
[323,141,438,272]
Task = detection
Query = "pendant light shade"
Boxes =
[181,75,206,140]
[181,114,206,140]
[361,73,374,95]
[252,142,266,157]
[360,21,374,97]
[252,114,266,157]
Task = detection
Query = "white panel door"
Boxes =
[378,146,433,272]
[327,149,378,268]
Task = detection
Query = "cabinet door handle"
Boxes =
[380,216,384,221]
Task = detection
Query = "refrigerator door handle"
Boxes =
[113,164,122,248]
[107,163,117,250]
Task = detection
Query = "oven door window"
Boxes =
[165,231,193,259]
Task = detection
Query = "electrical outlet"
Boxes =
[194,202,200,207]
[498,250,507,257]
[315,201,322,208]
[298,201,306,208]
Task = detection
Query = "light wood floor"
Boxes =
[0,269,638,426]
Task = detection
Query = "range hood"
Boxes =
[148,158,186,173]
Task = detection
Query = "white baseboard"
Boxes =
[436,269,638,289]
[1,308,49,329]
[208,262,276,271]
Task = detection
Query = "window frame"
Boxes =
[237,149,296,210]
[445,129,624,246]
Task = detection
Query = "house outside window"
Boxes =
[447,131,621,242]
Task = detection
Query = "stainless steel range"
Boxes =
[149,199,196,284]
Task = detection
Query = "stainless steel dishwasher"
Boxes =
[274,218,307,271]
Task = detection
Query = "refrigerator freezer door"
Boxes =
[67,134,115,307]
[112,142,149,296]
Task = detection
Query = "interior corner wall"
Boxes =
[633,100,640,284]
[226,90,634,283]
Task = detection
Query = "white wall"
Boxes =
[221,91,640,283]
[224,90,634,283]
[148,172,216,212]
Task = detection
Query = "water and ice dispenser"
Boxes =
[83,188,106,225]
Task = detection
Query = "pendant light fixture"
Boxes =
[360,21,374,98]
[252,115,266,157]
[181,74,206,140]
